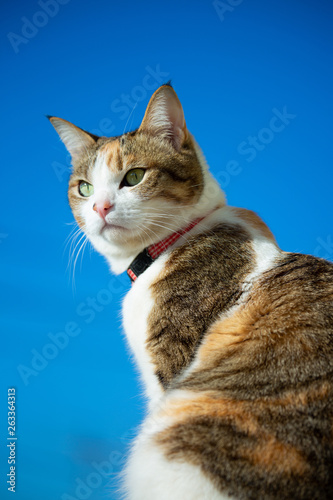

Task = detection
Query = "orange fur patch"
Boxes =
[157,392,308,476]
[99,140,123,172]
[197,305,257,366]
[280,381,331,406]
[247,436,308,475]
[159,393,259,435]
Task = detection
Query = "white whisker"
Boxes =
[63,220,89,293]
[123,101,138,135]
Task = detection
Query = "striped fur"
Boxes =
[49,84,333,499]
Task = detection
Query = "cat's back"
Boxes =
[162,251,333,499]
[126,210,333,500]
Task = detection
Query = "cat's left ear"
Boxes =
[47,116,99,163]
[139,84,188,151]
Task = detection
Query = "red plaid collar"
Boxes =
[127,216,204,283]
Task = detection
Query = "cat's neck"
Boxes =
[105,168,226,275]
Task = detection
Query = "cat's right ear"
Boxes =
[47,116,99,163]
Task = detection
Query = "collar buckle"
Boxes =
[127,248,154,283]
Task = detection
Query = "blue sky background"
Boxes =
[1,0,333,499]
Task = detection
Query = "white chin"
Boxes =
[101,224,129,242]
[103,223,127,233]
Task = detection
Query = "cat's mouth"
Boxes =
[101,221,127,232]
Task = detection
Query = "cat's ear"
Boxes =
[139,84,187,151]
[47,116,99,163]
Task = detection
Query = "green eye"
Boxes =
[79,181,94,197]
[124,168,145,187]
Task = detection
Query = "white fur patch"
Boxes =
[122,253,170,409]
[124,441,232,500]
[123,389,235,500]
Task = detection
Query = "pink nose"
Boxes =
[93,201,114,219]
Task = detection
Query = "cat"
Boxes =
[49,83,333,500]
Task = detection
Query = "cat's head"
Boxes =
[49,84,225,273]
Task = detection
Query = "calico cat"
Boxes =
[49,84,333,500]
